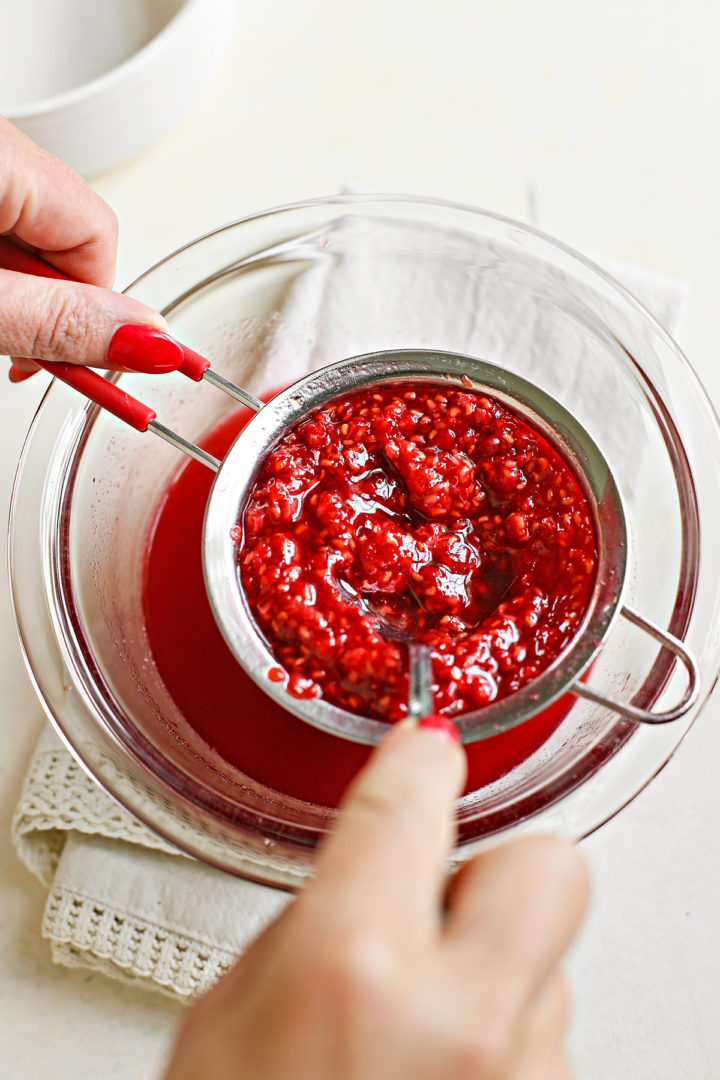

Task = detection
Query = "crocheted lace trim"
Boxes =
[44,886,234,999]
[13,743,181,886]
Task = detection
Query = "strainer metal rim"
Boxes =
[202,348,629,744]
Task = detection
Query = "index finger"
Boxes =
[0,118,117,287]
[308,719,466,942]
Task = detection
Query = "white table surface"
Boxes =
[3,2,720,1076]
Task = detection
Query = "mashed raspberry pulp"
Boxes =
[143,397,592,807]
[238,383,597,721]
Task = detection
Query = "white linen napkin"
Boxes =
[12,221,687,1000]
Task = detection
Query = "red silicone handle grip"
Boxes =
[0,237,69,280]
[36,361,157,432]
[178,344,211,381]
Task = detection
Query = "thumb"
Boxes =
[1,269,181,372]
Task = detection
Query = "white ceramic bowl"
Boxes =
[0,0,235,176]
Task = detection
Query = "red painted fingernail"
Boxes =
[106,324,184,374]
[418,714,461,743]
[8,366,37,383]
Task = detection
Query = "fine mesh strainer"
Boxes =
[199,348,699,743]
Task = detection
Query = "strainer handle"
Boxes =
[570,605,700,724]
[0,237,262,467]
[31,359,223,469]
[35,360,158,431]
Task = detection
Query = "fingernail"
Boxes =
[107,324,184,374]
[418,714,461,743]
[8,366,37,383]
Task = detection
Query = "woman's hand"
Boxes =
[0,118,180,379]
[164,720,588,1080]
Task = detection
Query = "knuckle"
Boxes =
[313,930,399,1014]
[33,287,90,361]
[93,199,119,256]
[347,783,440,859]
[444,990,519,1079]
[351,782,404,821]
[448,1023,512,1079]
[105,202,119,241]
[350,766,429,826]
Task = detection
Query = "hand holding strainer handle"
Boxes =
[0,237,262,470]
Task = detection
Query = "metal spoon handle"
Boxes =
[407,642,434,722]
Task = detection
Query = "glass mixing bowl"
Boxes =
[10,195,720,888]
